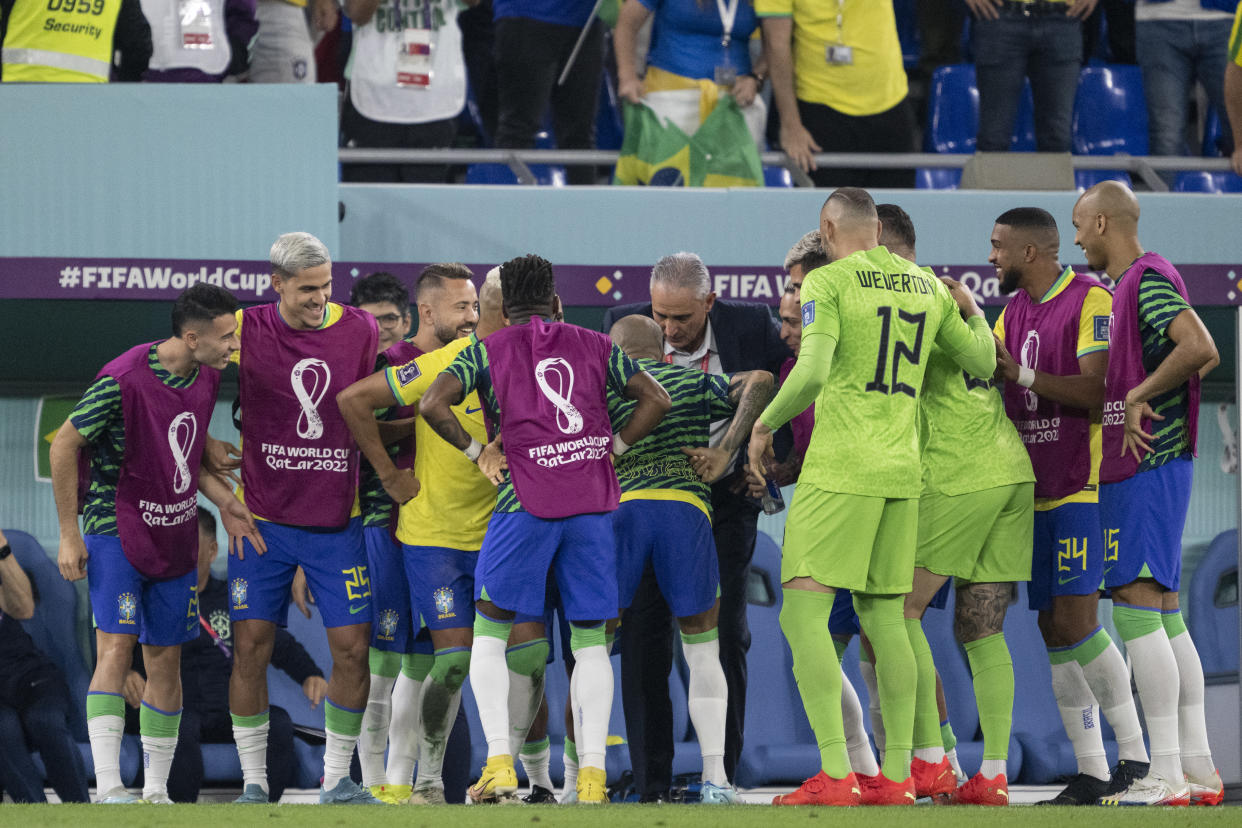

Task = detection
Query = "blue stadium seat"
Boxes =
[1187,530,1239,676]
[764,166,794,188]
[916,167,962,190]
[1073,65,1147,158]
[465,163,568,186]
[1173,171,1242,193]
[596,63,625,152]
[5,529,141,787]
[919,65,1033,187]
[1203,107,1223,158]
[1075,170,1134,191]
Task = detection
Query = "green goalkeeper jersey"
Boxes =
[793,246,995,499]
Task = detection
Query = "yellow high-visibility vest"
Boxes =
[2,0,121,82]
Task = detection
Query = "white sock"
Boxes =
[980,758,1007,779]
[141,735,178,798]
[913,746,946,763]
[414,681,463,787]
[946,747,965,781]
[385,671,423,786]
[470,634,512,758]
[507,667,546,757]
[360,673,396,787]
[1080,642,1148,763]
[561,743,578,796]
[683,636,729,786]
[323,728,361,791]
[570,645,612,770]
[88,714,125,794]
[859,658,885,757]
[1049,660,1109,781]
[1123,628,1183,782]
[519,741,553,791]
[1167,630,1216,782]
[232,720,270,794]
[840,664,879,777]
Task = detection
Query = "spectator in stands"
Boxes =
[140,0,259,82]
[1135,0,1237,163]
[492,0,604,184]
[966,0,1096,154]
[614,0,769,148]
[757,0,916,187]
[911,0,965,120]
[341,0,476,183]
[1082,0,1134,64]
[602,253,789,800]
[1228,2,1242,174]
[162,509,327,802]
[460,0,499,142]
[0,529,90,804]
[0,0,151,82]
[250,0,337,82]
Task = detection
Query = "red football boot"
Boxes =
[911,756,956,800]
[951,772,1009,805]
[858,771,916,805]
[772,771,862,806]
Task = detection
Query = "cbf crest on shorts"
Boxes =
[378,608,400,640]
[433,586,455,619]
[118,592,138,625]
[230,578,249,611]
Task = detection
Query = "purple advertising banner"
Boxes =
[1,256,1239,307]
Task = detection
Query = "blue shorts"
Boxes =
[230,517,370,628]
[1100,456,1192,592]
[1029,503,1104,612]
[404,544,546,631]
[614,499,718,618]
[475,511,617,622]
[366,526,412,652]
[86,535,198,647]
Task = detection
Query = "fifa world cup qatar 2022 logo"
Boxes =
[168,412,197,495]
[291,357,332,440]
[535,357,583,435]
[1020,330,1040,412]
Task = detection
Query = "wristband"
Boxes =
[612,433,631,457]
[463,438,483,462]
[1017,366,1035,388]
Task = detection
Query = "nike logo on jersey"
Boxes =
[1058,574,1082,586]
[464,405,483,414]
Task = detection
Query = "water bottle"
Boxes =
[760,477,785,515]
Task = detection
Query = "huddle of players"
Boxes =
[50,177,1223,808]
[51,234,774,806]
[755,183,1222,807]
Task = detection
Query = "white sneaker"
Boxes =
[1099,772,1190,806]
[97,786,137,804]
[700,782,740,804]
[143,792,173,804]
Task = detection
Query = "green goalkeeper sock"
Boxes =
[779,588,850,778]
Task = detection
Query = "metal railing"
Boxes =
[338,148,1238,191]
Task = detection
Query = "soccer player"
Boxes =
[989,206,1149,805]
[783,228,824,304]
[1072,182,1222,806]
[341,266,551,804]
[418,254,671,804]
[347,271,421,799]
[49,283,261,804]
[227,232,383,805]
[892,209,1035,806]
[608,313,774,803]
[748,188,995,806]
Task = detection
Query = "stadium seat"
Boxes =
[1073,65,1148,157]
[1008,584,1118,783]
[1203,107,1223,158]
[465,163,568,186]
[1187,530,1239,676]
[1173,171,1242,194]
[5,529,140,787]
[916,167,962,190]
[919,65,1034,187]
[1074,170,1133,191]
[596,62,625,152]
[764,166,794,188]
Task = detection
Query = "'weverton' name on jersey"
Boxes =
[855,269,936,295]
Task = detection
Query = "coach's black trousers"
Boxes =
[620,484,757,795]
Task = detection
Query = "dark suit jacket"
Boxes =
[601,298,790,376]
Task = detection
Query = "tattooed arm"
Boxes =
[683,370,775,483]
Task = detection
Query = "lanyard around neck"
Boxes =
[716,0,741,48]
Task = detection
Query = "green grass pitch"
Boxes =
[0,803,1234,827]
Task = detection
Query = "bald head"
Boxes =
[820,187,881,259]
[610,314,665,361]
[1077,180,1140,226]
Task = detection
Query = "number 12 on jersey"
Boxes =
[866,306,926,397]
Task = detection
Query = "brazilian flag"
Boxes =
[613,98,762,188]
